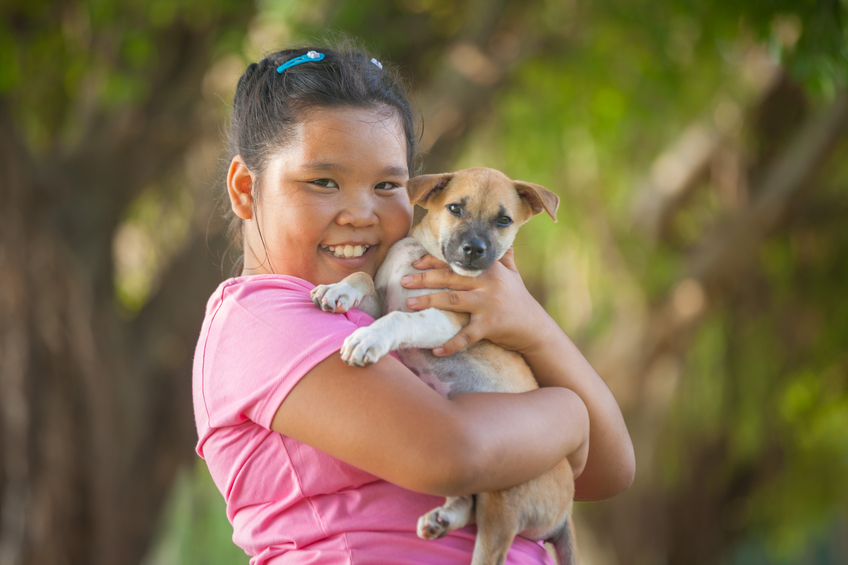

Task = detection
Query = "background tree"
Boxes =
[0,1,255,563]
[1,1,846,565]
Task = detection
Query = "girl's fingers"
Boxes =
[406,289,480,312]
[412,254,448,270]
[402,268,477,291]
[498,247,517,271]
[401,249,535,354]
[413,250,515,273]
[432,323,485,356]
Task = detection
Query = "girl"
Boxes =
[193,43,634,564]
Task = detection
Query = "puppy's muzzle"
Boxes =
[445,232,495,272]
[462,238,486,262]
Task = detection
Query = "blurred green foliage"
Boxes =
[113,184,193,317]
[143,461,247,565]
[0,0,246,152]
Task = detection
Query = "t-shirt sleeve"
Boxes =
[197,279,369,430]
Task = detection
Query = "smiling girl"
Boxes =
[192,44,634,564]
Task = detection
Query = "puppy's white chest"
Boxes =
[375,237,438,313]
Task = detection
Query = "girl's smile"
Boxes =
[228,106,413,284]
[320,243,373,259]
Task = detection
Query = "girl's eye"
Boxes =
[496,216,513,227]
[311,179,338,189]
[375,181,399,192]
[447,203,462,216]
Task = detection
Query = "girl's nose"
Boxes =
[336,193,379,227]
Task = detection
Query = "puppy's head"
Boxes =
[408,167,559,276]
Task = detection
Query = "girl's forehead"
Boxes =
[286,107,408,171]
[303,106,404,140]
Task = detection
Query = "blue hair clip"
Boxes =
[277,50,325,74]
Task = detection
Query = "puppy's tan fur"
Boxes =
[311,168,577,565]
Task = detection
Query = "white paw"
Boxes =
[311,282,361,313]
[417,508,452,540]
[340,327,392,366]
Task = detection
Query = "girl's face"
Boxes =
[229,106,413,285]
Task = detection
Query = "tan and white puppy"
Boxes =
[310,167,577,565]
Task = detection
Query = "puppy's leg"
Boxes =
[417,495,475,540]
[341,309,468,366]
[311,272,377,315]
[470,492,521,565]
[549,516,579,565]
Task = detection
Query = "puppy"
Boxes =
[310,167,577,565]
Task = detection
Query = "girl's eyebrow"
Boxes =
[302,161,345,173]
[302,162,408,178]
[379,165,409,178]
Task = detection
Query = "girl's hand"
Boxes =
[401,248,556,356]
[403,248,636,501]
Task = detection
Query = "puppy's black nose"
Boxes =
[462,239,486,260]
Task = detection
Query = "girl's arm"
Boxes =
[401,249,635,501]
[271,352,589,496]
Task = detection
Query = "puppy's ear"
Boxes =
[515,181,559,222]
[407,173,454,207]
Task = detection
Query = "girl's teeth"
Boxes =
[325,244,368,258]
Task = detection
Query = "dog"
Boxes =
[310,167,577,565]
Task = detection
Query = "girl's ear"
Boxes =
[407,173,454,207]
[228,156,255,220]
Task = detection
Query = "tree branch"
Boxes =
[631,91,848,393]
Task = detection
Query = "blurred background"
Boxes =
[1,1,847,564]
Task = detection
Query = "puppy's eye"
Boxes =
[447,203,462,216]
[496,216,513,227]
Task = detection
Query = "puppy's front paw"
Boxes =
[340,327,391,366]
[311,282,361,313]
[417,509,452,540]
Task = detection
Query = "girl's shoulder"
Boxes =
[194,274,372,431]
[209,273,314,308]
[210,272,332,319]
[201,273,374,346]
[203,274,330,336]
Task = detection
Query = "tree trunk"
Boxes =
[0,13,252,564]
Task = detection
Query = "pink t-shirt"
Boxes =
[193,274,554,564]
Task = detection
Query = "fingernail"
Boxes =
[433,347,445,356]
[407,297,418,307]
[401,275,412,286]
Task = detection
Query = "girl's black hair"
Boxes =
[224,41,419,265]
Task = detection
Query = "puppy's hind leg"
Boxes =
[417,495,475,540]
[470,492,522,565]
[549,515,579,565]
